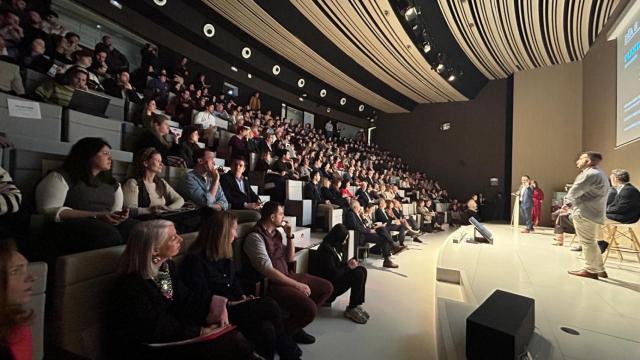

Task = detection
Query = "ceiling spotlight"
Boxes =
[327,108,331,113]
[153,0,167,7]
[247,73,252,79]
[358,105,365,112]
[110,0,123,9]
[447,74,456,81]
[96,24,102,29]
[241,47,251,59]
[227,89,233,95]
[272,65,280,75]
[340,98,346,105]
[298,97,304,102]
[320,89,327,97]
[404,6,418,22]
[298,79,305,88]
[423,42,431,53]
[203,24,215,37]
[230,66,238,72]
[436,63,445,73]
[302,93,307,97]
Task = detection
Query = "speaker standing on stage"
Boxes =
[518,175,534,233]
[565,152,609,279]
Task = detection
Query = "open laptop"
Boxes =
[67,89,111,118]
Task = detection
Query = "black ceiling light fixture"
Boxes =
[392,0,462,84]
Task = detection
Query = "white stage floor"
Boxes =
[436,224,640,360]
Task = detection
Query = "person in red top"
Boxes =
[0,239,35,360]
[531,180,544,226]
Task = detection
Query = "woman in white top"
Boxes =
[122,147,184,217]
[35,137,136,254]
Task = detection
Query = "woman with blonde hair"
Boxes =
[0,239,35,360]
[107,220,255,359]
[180,210,301,360]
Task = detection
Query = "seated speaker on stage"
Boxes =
[605,169,640,224]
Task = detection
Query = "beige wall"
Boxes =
[512,62,584,226]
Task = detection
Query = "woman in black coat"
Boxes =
[312,224,369,324]
[179,211,301,360]
[107,220,256,360]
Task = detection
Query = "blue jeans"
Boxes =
[520,205,533,230]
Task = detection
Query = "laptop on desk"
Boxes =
[67,89,111,118]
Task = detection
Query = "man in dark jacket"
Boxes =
[606,169,640,224]
[344,200,398,268]
[220,157,261,211]
[355,182,373,207]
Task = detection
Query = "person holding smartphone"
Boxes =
[35,138,138,254]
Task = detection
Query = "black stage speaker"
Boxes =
[466,289,535,359]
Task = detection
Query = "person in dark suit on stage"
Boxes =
[518,175,534,233]
[606,169,640,224]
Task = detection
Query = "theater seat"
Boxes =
[51,245,125,358]
[27,262,47,360]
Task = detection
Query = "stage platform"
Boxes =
[435,224,640,360]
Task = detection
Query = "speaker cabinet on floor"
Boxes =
[466,289,535,359]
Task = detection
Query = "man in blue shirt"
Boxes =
[177,148,228,210]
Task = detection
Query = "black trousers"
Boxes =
[385,223,406,245]
[328,266,368,308]
[227,297,298,360]
[363,228,394,257]
[553,213,575,235]
[49,217,139,255]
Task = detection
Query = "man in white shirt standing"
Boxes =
[564,151,609,279]
[193,100,217,147]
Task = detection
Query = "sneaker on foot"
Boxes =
[344,307,368,324]
[356,305,370,319]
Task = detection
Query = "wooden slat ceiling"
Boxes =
[202,0,468,113]
[437,0,621,79]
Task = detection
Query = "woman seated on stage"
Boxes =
[0,239,35,360]
[107,220,256,359]
[312,224,370,324]
[179,210,301,360]
[35,137,137,254]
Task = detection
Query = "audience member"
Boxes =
[375,200,407,246]
[220,158,261,212]
[345,200,399,268]
[107,220,255,359]
[19,37,52,73]
[177,148,228,210]
[312,224,370,324]
[35,138,136,254]
[180,211,301,360]
[0,53,24,95]
[243,202,333,344]
[176,126,201,168]
[122,148,188,218]
[134,113,185,167]
[34,65,87,106]
[0,239,34,360]
[229,126,250,161]
[248,91,260,111]
[94,35,129,74]
[102,69,143,102]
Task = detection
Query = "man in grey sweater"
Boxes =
[564,151,609,279]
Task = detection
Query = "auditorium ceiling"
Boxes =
[130,0,621,116]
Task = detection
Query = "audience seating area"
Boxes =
[0,3,457,359]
